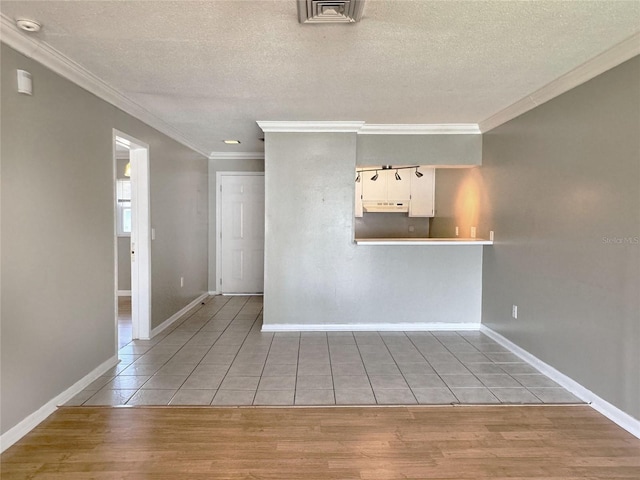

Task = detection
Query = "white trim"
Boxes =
[112,135,120,352]
[257,121,365,133]
[216,172,265,295]
[479,32,640,132]
[150,293,209,338]
[208,291,219,296]
[255,121,482,135]
[0,355,118,453]
[480,325,640,439]
[359,124,481,135]
[0,14,208,158]
[222,293,264,296]
[209,152,265,161]
[117,290,132,297]
[262,323,481,332]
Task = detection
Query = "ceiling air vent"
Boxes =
[297,0,365,24]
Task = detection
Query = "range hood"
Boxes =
[363,201,409,213]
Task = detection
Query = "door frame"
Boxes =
[215,171,265,294]
[113,129,152,343]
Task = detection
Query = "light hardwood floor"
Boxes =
[118,296,132,348]
[2,405,638,479]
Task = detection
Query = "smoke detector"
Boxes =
[16,18,42,32]
[297,0,365,24]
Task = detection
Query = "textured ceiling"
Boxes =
[1,0,639,154]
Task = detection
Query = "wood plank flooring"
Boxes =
[2,405,639,479]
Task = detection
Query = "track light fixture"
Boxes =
[355,165,424,182]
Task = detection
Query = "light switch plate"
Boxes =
[17,70,32,95]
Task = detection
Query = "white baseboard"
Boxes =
[150,293,209,338]
[207,291,219,296]
[0,354,118,453]
[117,290,131,296]
[262,322,481,332]
[222,293,264,296]
[480,325,640,439]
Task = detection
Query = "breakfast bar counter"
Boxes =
[355,238,493,246]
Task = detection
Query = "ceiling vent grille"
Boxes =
[297,0,365,24]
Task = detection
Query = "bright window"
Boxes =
[117,179,132,236]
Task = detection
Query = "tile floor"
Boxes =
[68,295,583,407]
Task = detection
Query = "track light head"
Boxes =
[395,170,401,181]
[355,172,361,183]
[371,171,378,181]
[415,167,423,178]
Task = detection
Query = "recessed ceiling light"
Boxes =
[16,18,42,33]
[223,140,241,144]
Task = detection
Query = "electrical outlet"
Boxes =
[408,225,415,233]
[455,226,459,237]
[180,277,184,288]
[470,226,477,238]
[512,305,518,319]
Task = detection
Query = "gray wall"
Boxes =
[357,134,482,166]
[355,213,430,238]
[1,44,208,435]
[207,157,265,291]
[430,167,487,239]
[117,237,131,291]
[263,132,483,327]
[480,57,640,419]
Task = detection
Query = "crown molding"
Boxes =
[0,13,209,158]
[257,121,365,133]
[359,124,481,135]
[480,32,640,133]
[257,121,480,135]
[209,152,265,160]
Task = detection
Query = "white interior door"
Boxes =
[129,146,151,338]
[219,173,265,293]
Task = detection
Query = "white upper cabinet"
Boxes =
[362,168,388,201]
[362,169,410,202]
[356,166,435,217]
[409,167,435,217]
[386,169,411,202]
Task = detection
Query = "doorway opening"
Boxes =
[113,130,151,350]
